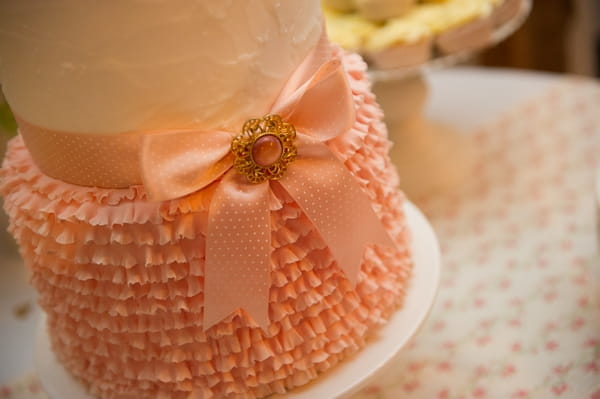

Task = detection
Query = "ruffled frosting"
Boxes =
[0,52,412,399]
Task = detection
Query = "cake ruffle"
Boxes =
[0,52,412,399]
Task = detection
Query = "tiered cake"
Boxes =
[0,1,413,398]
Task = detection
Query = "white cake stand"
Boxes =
[35,201,441,399]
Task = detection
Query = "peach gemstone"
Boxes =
[252,134,283,167]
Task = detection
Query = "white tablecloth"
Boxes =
[352,69,600,399]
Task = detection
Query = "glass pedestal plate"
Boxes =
[368,0,532,200]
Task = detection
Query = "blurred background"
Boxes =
[479,0,599,76]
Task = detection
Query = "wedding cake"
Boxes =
[0,1,413,398]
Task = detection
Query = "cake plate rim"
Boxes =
[35,200,441,399]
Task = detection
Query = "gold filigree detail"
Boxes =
[231,115,298,184]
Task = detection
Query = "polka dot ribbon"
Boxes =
[140,55,396,330]
[14,35,396,330]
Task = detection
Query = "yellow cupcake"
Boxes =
[366,17,432,51]
[355,0,417,21]
[445,0,496,24]
[401,4,449,34]
[323,0,508,55]
[323,7,377,50]
[402,0,495,34]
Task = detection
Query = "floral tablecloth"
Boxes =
[1,78,599,399]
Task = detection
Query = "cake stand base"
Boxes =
[388,117,474,201]
[35,201,441,399]
[374,75,475,201]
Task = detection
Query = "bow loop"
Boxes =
[273,59,355,142]
[137,40,396,331]
[141,130,232,201]
[140,57,354,202]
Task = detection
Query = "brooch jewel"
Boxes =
[231,115,298,184]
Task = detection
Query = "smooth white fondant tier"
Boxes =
[0,0,322,134]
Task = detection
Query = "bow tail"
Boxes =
[204,171,271,330]
[279,142,395,285]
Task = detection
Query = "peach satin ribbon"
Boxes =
[17,42,396,330]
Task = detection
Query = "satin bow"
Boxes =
[140,55,395,330]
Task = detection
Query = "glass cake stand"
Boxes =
[35,201,441,399]
[369,0,532,200]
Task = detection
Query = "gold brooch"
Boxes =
[232,115,298,184]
